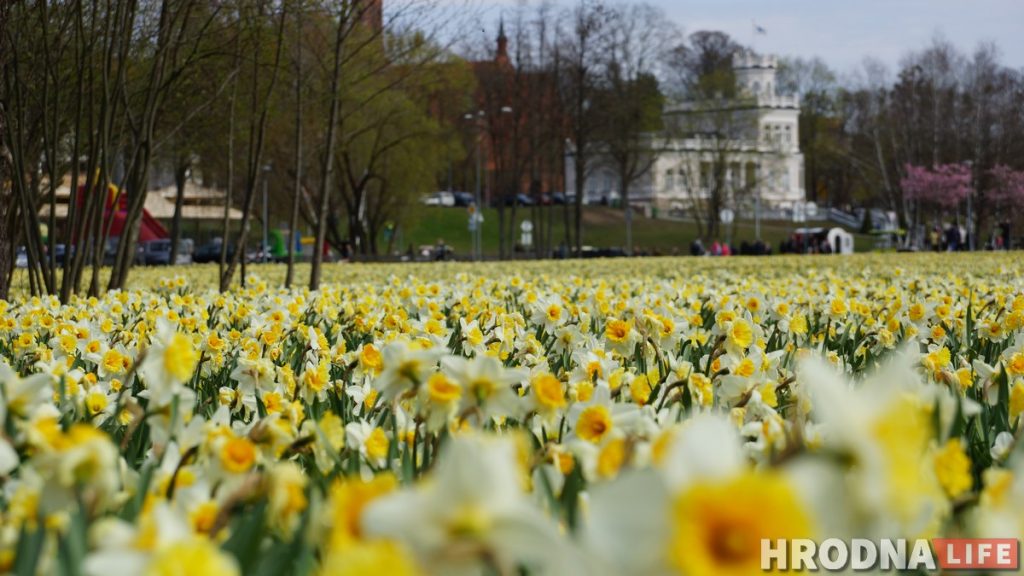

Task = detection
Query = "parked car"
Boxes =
[420,191,455,207]
[141,240,171,265]
[452,192,475,207]
[104,237,145,266]
[193,238,235,264]
[175,239,194,264]
[53,244,68,267]
[246,242,283,263]
[141,238,193,266]
[500,193,536,207]
[549,192,574,205]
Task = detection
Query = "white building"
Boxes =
[567,51,805,213]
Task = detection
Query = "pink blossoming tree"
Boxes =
[900,163,973,208]
[986,164,1024,206]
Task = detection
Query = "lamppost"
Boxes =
[262,164,272,263]
[464,111,484,260]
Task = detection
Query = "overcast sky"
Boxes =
[476,0,1024,73]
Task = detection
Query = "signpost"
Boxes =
[468,205,483,259]
[520,220,533,249]
[720,208,735,247]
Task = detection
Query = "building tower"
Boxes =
[732,50,778,98]
[495,17,509,65]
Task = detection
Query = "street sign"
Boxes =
[720,208,735,224]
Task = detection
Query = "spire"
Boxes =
[496,15,509,65]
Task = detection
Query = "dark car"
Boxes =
[452,192,475,207]
[52,244,68,267]
[141,239,173,265]
[500,193,536,207]
[194,238,235,264]
[141,239,193,266]
[104,237,145,266]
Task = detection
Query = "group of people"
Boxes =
[778,234,835,255]
[928,220,1013,252]
[929,224,969,252]
[689,239,773,257]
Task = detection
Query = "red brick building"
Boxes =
[464,22,566,204]
[358,2,565,204]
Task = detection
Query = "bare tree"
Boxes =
[285,0,305,288]
[556,0,609,255]
[219,0,287,291]
[108,0,224,291]
[0,1,14,300]
[595,2,672,253]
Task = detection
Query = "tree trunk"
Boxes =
[620,170,631,255]
[574,154,585,255]
[310,13,347,291]
[0,0,9,298]
[169,158,189,265]
[0,185,12,300]
[285,4,303,288]
[221,4,287,291]
[219,62,240,292]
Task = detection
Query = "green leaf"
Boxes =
[223,502,268,573]
[559,465,585,532]
[12,522,45,576]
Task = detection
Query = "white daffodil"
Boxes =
[0,437,18,476]
[0,359,54,421]
[969,458,1024,546]
[374,340,444,400]
[531,296,569,331]
[568,348,618,391]
[458,317,489,357]
[138,318,199,408]
[363,433,580,576]
[345,419,391,472]
[798,353,951,539]
[583,413,818,576]
[991,431,1015,462]
[84,502,237,576]
[443,354,526,422]
[567,385,640,446]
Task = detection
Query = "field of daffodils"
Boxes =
[1,253,1022,575]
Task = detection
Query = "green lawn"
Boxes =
[393,205,872,257]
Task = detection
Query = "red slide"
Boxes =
[76,183,168,242]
